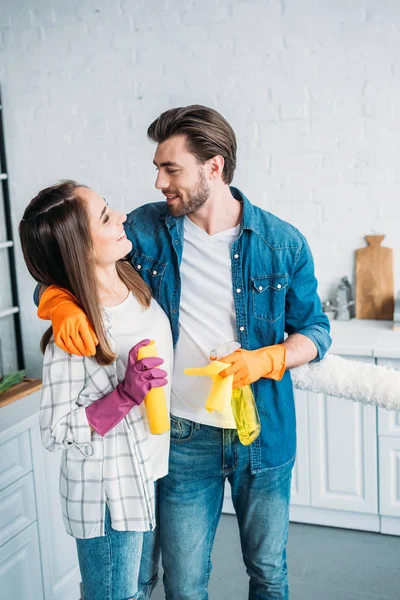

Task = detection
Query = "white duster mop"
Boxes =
[291,354,400,411]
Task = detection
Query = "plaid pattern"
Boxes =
[40,313,155,540]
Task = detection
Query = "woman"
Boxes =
[19,180,173,600]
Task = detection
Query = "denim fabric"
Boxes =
[76,505,160,600]
[138,501,161,598]
[159,416,294,600]
[124,187,331,470]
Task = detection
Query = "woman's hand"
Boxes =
[122,339,168,405]
[85,339,168,436]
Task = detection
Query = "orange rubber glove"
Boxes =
[38,285,98,356]
[219,345,286,388]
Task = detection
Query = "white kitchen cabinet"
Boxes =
[308,388,377,514]
[0,474,36,547]
[379,410,400,437]
[378,437,400,515]
[31,424,81,600]
[290,359,380,532]
[0,522,44,600]
[0,390,81,600]
[0,431,32,491]
[290,390,310,507]
[377,358,400,534]
[307,357,378,515]
[378,358,400,438]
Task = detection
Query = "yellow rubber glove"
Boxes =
[219,345,286,388]
[38,285,98,356]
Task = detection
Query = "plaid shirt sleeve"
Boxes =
[41,341,93,454]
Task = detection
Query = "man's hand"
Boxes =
[38,285,98,356]
[219,345,286,388]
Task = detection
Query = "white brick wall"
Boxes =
[0,0,399,377]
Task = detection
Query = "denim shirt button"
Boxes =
[137,264,142,270]
[152,270,158,275]
[236,288,241,293]
[258,285,263,291]
[234,253,239,259]
[277,283,282,289]
[239,326,245,331]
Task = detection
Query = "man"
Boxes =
[38,105,331,599]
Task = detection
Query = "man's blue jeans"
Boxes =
[159,416,294,600]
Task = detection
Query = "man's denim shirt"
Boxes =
[125,187,331,472]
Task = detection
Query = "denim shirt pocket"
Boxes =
[251,274,288,323]
[131,252,167,301]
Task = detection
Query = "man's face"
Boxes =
[153,134,211,217]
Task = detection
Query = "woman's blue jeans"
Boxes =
[159,416,294,600]
[76,504,160,600]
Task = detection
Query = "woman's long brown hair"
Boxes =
[19,180,151,365]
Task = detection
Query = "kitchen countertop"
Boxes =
[0,386,41,433]
[330,319,400,359]
[0,378,42,410]
[0,379,42,434]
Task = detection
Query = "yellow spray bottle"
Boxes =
[230,386,261,446]
[137,340,170,435]
[185,342,261,446]
[209,342,261,446]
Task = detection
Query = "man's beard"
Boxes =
[168,168,211,217]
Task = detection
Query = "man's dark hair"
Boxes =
[147,105,237,184]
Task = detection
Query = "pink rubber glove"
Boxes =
[86,339,168,437]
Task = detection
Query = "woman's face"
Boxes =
[80,187,132,267]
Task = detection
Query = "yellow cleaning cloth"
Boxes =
[184,361,233,413]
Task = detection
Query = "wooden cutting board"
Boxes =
[356,235,394,320]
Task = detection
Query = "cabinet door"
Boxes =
[377,359,400,437]
[30,424,81,600]
[379,436,400,518]
[0,430,32,492]
[0,473,36,547]
[290,390,310,506]
[308,356,378,514]
[0,522,44,600]
[376,358,400,523]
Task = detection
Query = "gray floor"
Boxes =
[152,515,400,599]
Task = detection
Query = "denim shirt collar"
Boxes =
[230,186,257,233]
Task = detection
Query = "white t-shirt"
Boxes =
[171,216,240,428]
[106,292,173,481]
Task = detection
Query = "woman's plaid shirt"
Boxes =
[40,316,155,540]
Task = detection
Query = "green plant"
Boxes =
[0,370,26,394]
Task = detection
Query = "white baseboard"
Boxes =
[223,496,385,534]
[289,505,380,532]
[380,516,400,536]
